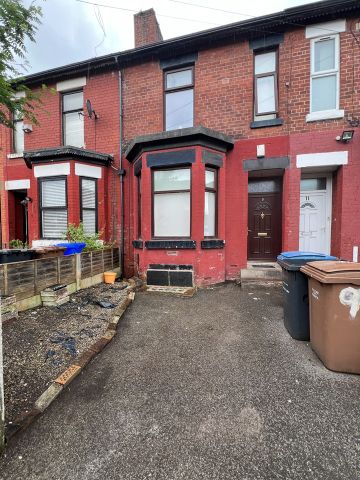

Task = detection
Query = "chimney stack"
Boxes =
[134,9,163,48]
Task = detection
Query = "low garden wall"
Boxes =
[0,248,120,312]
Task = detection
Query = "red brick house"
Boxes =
[1,0,360,286]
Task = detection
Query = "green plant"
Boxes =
[63,223,105,251]
[9,239,27,249]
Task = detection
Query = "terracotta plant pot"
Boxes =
[104,271,116,284]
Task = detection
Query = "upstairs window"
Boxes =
[40,177,68,239]
[62,90,84,147]
[80,178,97,234]
[164,67,194,131]
[310,35,339,113]
[254,50,278,120]
[13,110,24,154]
[153,168,191,237]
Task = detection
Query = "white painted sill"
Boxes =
[306,109,344,123]
[7,153,24,159]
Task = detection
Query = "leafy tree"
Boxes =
[0,0,43,128]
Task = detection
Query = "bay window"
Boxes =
[80,177,97,234]
[310,35,339,113]
[153,168,191,237]
[62,90,84,147]
[254,50,278,120]
[40,177,68,239]
[204,168,217,237]
[137,173,142,238]
[164,67,194,131]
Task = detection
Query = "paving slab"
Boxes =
[0,283,359,480]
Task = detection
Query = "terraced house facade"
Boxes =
[0,0,360,286]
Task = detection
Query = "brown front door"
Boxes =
[248,189,282,261]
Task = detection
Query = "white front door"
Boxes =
[299,177,331,254]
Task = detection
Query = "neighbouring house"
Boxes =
[0,0,360,286]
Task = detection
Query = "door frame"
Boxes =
[300,172,332,255]
[247,177,283,261]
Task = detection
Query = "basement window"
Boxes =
[62,90,84,147]
[164,67,194,131]
[153,168,191,237]
[39,177,68,239]
[80,177,97,234]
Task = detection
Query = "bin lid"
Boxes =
[300,261,360,285]
[277,251,337,271]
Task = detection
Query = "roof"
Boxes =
[19,0,360,86]
[125,126,234,162]
[23,146,114,168]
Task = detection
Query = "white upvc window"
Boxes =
[153,168,191,238]
[62,90,84,147]
[308,34,342,121]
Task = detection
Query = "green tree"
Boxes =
[0,0,43,128]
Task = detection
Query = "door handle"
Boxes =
[258,232,268,237]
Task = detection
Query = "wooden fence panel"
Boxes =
[59,256,76,284]
[91,251,103,276]
[80,252,92,278]
[7,261,35,300]
[36,258,58,292]
[113,248,120,268]
[103,249,113,271]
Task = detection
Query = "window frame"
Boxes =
[137,173,142,239]
[204,167,218,239]
[152,166,192,239]
[310,34,340,114]
[80,176,98,234]
[61,89,84,147]
[12,117,24,154]
[39,175,68,239]
[163,66,195,131]
[253,49,279,118]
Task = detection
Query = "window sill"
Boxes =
[250,118,284,129]
[201,239,225,249]
[7,153,23,159]
[145,240,196,250]
[132,239,143,249]
[306,110,344,122]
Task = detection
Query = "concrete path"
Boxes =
[0,283,359,479]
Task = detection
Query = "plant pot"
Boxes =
[104,271,116,284]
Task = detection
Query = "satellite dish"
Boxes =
[86,99,98,119]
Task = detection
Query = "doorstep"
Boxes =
[240,261,282,284]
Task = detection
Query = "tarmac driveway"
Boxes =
[0,283,359,479]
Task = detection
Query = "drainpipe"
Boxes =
[116,58,126,277]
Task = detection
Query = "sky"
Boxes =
[22,0,317,75]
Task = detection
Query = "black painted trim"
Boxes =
[201,239,225,249]
[134,159,142,176]
[149,264,193,270]
[24,146,113,168]
[249,33,284,50]
[147,149,196,168]
[201,150,223,167]
[250,118,284,129]
[160,53,198,70]
[243,156,290,171]
[132,240,143,249]
[125,126,234,162]
[145,240,196,250]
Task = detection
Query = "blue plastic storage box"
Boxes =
[55,242,86,256]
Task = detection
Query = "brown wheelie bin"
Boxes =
[300,261,360,374]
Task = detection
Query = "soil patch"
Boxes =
[3,281,129,424]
